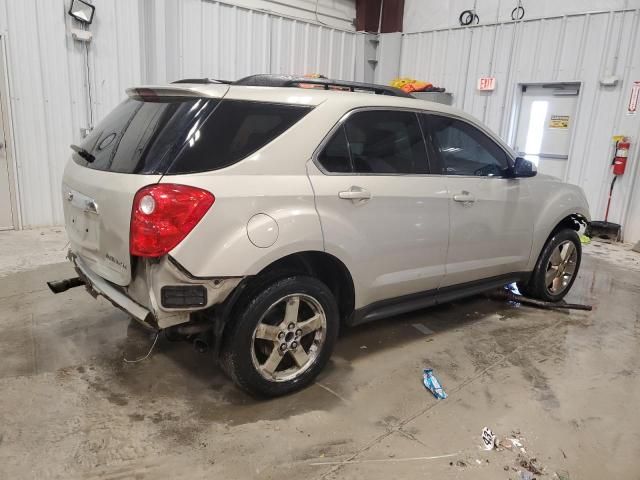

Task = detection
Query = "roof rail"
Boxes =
[233,74,412,98]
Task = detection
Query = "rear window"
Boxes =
[74,98,312,174]
[76,97,218,174]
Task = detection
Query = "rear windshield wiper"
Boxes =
[70,144,95,163]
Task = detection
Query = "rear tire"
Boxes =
[518,228,581,302]
[220,275,339,398]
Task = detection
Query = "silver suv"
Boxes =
[49,75,590,397]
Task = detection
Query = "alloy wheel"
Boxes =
[545,240,578,295]
[250,294,327,382]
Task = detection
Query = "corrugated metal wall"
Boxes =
[0,0,144,227]
[402,0,640,33]
[0,0,358,228]
[397,10,640,242]
[145,0,358,84]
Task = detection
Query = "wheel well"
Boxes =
[536,214,587,256]
[233,251,356,323]
[548,214,586,241]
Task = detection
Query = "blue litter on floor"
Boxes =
[423,368,447,399]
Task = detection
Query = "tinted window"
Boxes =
[74,98,312,175]
[317,126,351,173]
[76,97,218,174]
[422,115,510,176]
[345,110,429,174]
[170,100,312,174]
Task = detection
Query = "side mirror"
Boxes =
[512,156,537,178]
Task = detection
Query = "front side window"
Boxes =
[316,110,429,174]
[422,114,510,177]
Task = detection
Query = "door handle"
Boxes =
[338,187,371,201]
[84,199,99,214]
[453,191,476,204]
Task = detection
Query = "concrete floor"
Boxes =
[1,231,639,479]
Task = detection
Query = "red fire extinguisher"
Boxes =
[588,137,630,240]
[613,139,630,175]
[603,137,630,225]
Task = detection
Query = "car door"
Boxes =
[421,113,534,287]
[307,109,450,309]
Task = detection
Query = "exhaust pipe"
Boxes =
[177,322,213,336]
[193,333,210,354]
[163,321,213,343]
[47,277,85,294]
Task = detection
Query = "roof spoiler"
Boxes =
[126,85,228,101]
[171,78,232,85]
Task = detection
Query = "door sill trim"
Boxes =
[348,272,529,326]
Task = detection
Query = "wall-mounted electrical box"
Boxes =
[70,28,92,42]
[600,76,619,87]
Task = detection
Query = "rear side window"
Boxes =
[317,126,352,173]
[74,98,311,175]
[346,111,429,174]
[169,100,311,174]
[316,110,429,174]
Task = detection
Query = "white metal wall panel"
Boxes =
[210,0,356,31]
[2,0,82,227]
[0,0,357,228]
[0,0,144,227]
[90,1,143,122]
[402,0,640,33]
[270,16,357,79]
[398,10,640,242]
[168,0,358,83]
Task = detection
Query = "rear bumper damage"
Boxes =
[71,252,157,329]
[52,251,242,330]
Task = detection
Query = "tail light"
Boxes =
[130,184,214,257]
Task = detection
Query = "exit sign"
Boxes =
[477,77,496,91]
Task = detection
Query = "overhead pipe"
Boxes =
[482,0,503,124]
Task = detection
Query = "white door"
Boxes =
[0,90,14,230]
[307,109,449,309]
[514,84,579,179]
[422,114,534,286]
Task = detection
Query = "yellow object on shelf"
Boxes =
[390,77,416,89]
[390,77,435,93]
